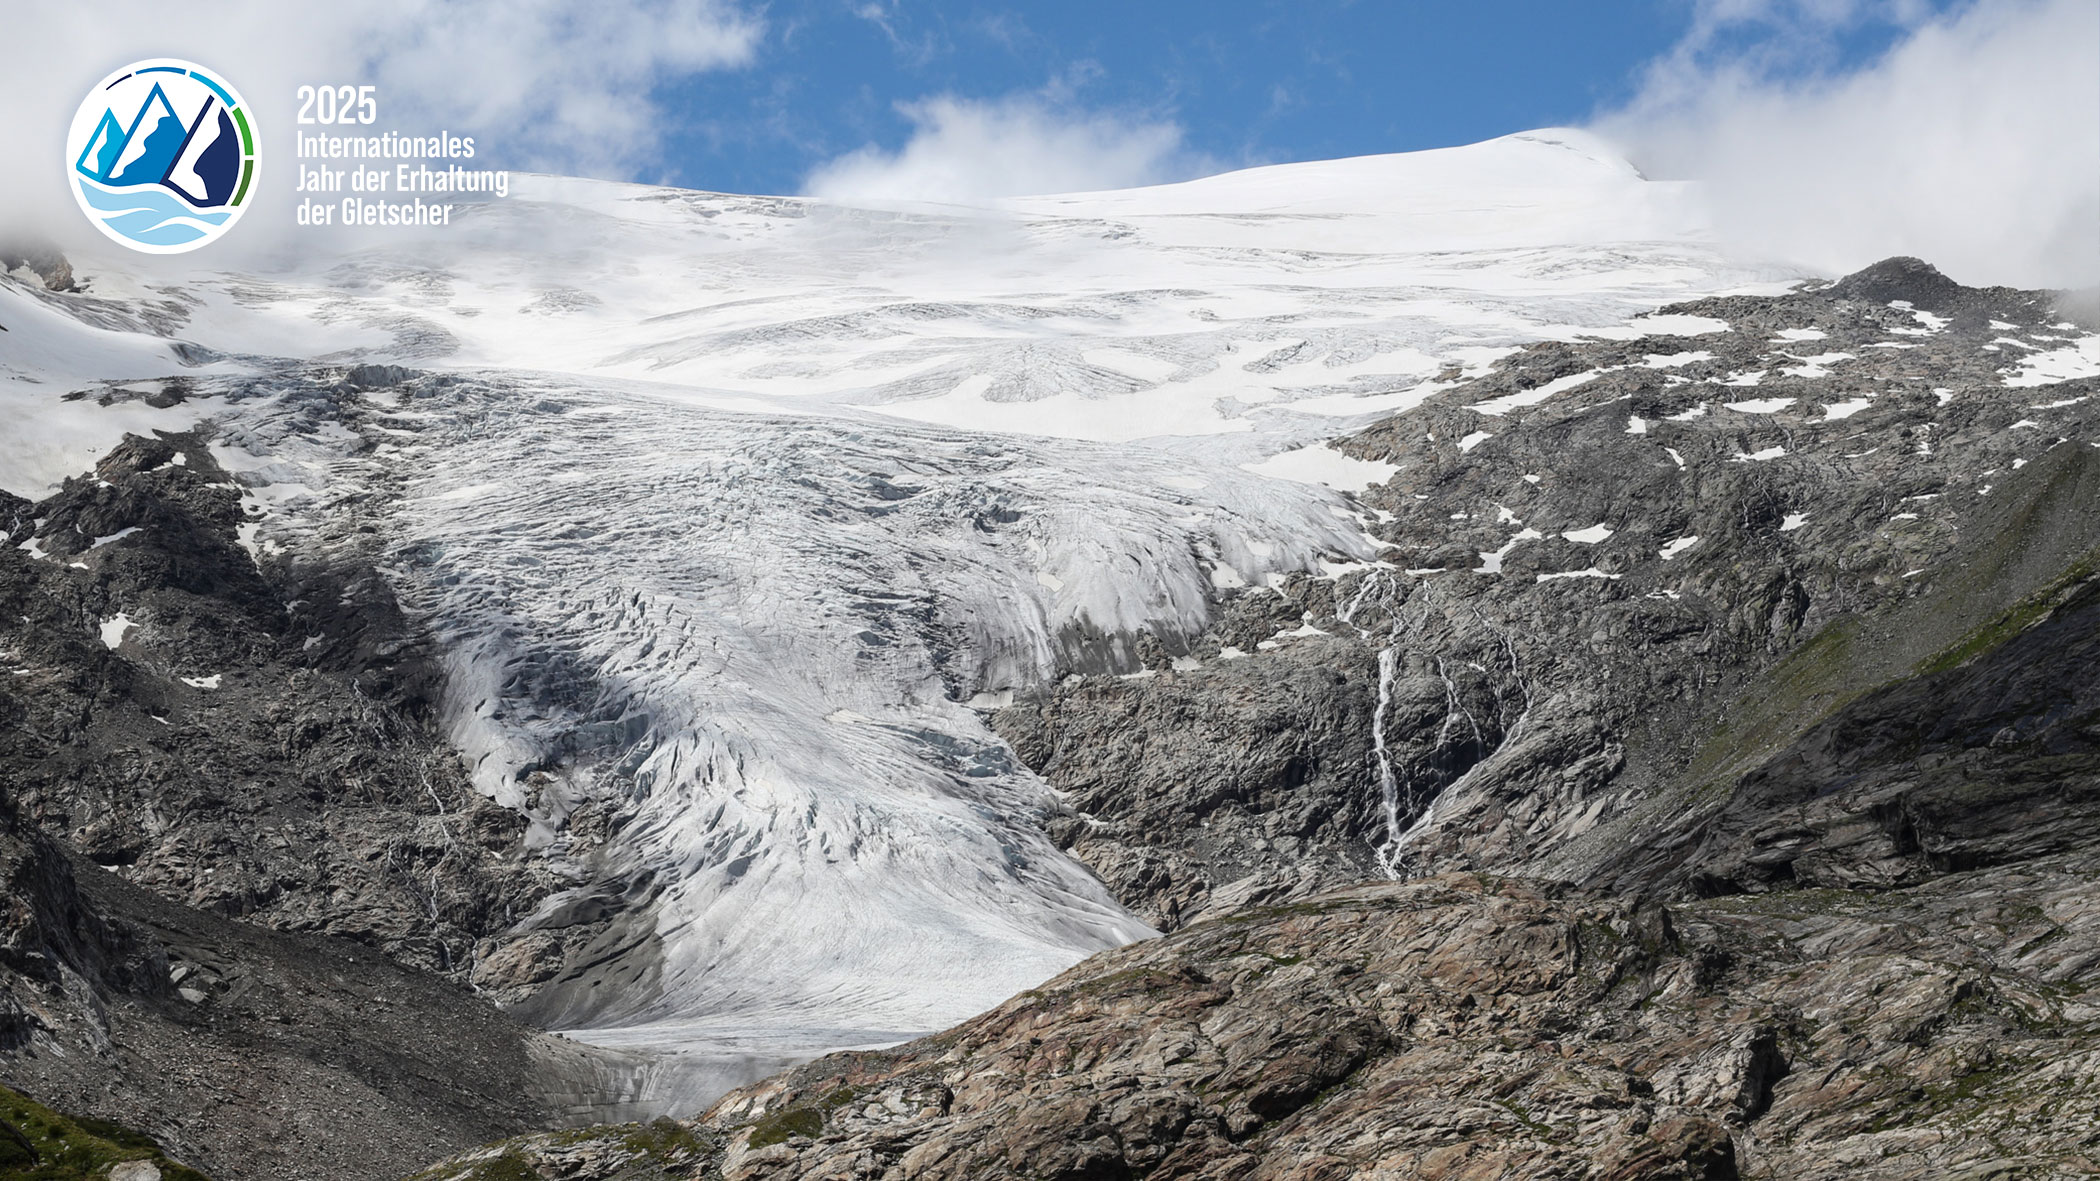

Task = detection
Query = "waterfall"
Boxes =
[1370,643,1404,879]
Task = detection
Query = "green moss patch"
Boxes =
[0,1083,214,1180]
[1914,552,2097,677]
[746,1086,861,1149]
[450,1153,539,1181]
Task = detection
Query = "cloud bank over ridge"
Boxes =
[802,91,1218,206]
[1593,0,2100,288]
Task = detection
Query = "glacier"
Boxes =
[0,127,1799,1112]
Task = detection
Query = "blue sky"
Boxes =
[7,1,2089,284]
[650,0,1942,195]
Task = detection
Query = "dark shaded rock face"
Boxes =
[0,788,167,1049]
[0,825,598,1181]
[993,622,1385,931]
[0,430,559,975]
[1658,532,2100,897]
[0,430,606,1180]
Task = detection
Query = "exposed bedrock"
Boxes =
[1330,258,2100,893]
[422,861,2100,1179]
[0,429,561,975]
[993,627,1386,932]
[985,262,2098,938]
[0,429,618,1180]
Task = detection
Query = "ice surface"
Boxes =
[1470,369,1604,416]
[1640,350,1712,368]
[1477,527,1543,574]
[1779,352,1855,379]
[89,526,142,549]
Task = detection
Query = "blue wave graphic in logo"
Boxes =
[77,177,231,247]
[67,61,255,252]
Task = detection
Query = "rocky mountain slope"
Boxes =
[989,257,2099,921]
[408,259,2100,1179]
[0,424,632,1179]
[443,862,2099,1180]
[1,427,560,974]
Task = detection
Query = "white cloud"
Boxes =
[803,93,1218,204]
[1,0,760,244]
[1595,0,2100,288]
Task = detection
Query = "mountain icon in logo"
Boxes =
[66,60,257,253]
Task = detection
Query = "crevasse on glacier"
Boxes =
[376,377,1377,1043]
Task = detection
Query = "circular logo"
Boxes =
[65,59,258,254]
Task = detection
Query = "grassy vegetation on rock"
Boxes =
[0,1084,213,1180]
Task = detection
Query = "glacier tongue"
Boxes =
[295,372,1375,1056]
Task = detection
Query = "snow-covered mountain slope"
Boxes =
[1,128,1807,1109]
[9,127,1783,466]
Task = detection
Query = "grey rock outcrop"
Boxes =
[990,258,2098,930]
[421,860,2100,1179]
[993,623,1384,930]
[1331,258,2098,890]
[1,430,560,976]
[1,431,613,1181]
[0,239,77,293]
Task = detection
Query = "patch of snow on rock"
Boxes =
[99,614,135,650]
[1242,444,1398,490]
[2005,336,2100,388]
[1477,527,1543,574]
[1470,369,1604,417]
[1725,397,1796,414]
[1779,352,1855,378]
